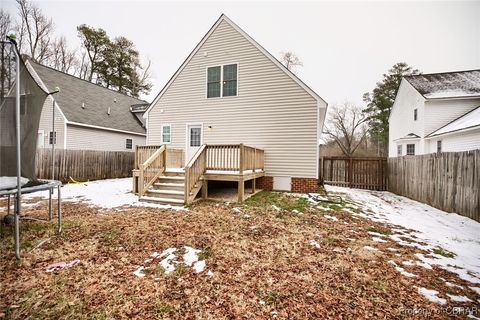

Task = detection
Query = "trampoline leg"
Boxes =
[14,195,20,259]
[48,188,52,220]
[57,185,62,233]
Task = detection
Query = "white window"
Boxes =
[207,64,238,98]
[49,131,57,145]
[190,127,201,147]
[397,144,402,156]
[406,144,415,155]
[126,138,133,149]
[437,140,442,153]
[162,125,171,144]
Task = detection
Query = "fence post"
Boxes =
[349,158,353,188]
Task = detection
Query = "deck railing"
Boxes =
[134,145,163,170]
[206,144,265,173]
[138,145,166,196]
[184,145,207,204]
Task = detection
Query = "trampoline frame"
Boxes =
[1,37,62,259]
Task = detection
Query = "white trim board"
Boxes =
[67,121,147,136]
[144,14,327,118]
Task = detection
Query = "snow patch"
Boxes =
[325,185,480,285]
[446,294,472,302]
[417,287,446,305]
[324,215,338,221]
[23,178,185,210]
[309,240,321,249]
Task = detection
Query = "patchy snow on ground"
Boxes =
[325,186,480,285]
[20,178,184,210]
[324,215,338,221]
[417,287,446,305]
[134,246,207,278]
[309,240,321,249]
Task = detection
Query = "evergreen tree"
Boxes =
[363,62,420,154]
[77,24,110,82]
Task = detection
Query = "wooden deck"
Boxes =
[133,144,265,205]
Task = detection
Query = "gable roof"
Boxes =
[404,70,480,100]
[427,106,480,137]
[145,14,327,116]
[28,60,147,135]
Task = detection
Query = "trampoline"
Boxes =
[1,36,62,259]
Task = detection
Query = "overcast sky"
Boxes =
[3,0,480,105]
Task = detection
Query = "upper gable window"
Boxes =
[207,66,221,98]
[414,108,418,121]
[223,64,237,97]
[207,64,238,98]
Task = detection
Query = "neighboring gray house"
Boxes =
[26,60,147,152]
[143,14,327,193]
[389,70,480,157]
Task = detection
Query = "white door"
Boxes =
[186,124,202,164]
[37,130,45,148]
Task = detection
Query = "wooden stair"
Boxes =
[139,170,186,206]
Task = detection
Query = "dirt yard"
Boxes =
[1,189,479,319]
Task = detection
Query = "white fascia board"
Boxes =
[67,121,147,136]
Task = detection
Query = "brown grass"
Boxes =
[0,193,478,319]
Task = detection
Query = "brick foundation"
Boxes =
[291,177,319,193]
[256,176,273,191]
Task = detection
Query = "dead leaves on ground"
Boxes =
[0,195,478,319]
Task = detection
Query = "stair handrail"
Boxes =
[138,145,166,196]
[184,145,207,204]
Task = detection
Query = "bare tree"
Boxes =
[16,0,54,63]
[47,36,78,73]
[323,102,369,157]
[0,9,12,40]
[130,58,152,98]
[77,49,90,80]
[280,51,303,74]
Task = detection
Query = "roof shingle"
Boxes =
[29,60,147,134]
[405,70,480,99]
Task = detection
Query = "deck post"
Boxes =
[253,149,256,173]
[202,179,208,199]
[252,178,256,194]
[239,143,244,175]
[238,179,245,202]
[134,145,138,169]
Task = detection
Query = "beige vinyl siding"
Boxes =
[66,124,146,152]
[37,96,66,149]
[148,20,323,178]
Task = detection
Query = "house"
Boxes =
[26,60,147,152]
[388,70,480,157]
[135,14,327,205]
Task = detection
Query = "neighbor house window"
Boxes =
[222,64,237,96]
[126,138,132,150]
[207,64,238,98]
[49,131,56,145]
[414,109,418,121]
[162,125,171,144]
[207,66,221,98]
[397,144,402,156]
[406,144,415,155]
[437,140,442,153]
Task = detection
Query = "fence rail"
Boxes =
[388,150,479,222]
[321,157,387,190]
[36,148,134,182]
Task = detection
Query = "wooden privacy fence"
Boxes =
[388,150,479,222]
[320,157,387,190]
[36,148,134,182]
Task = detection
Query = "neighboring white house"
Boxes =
[143,14,328,192]
[26,60,147,152]
[388,70,480,157]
